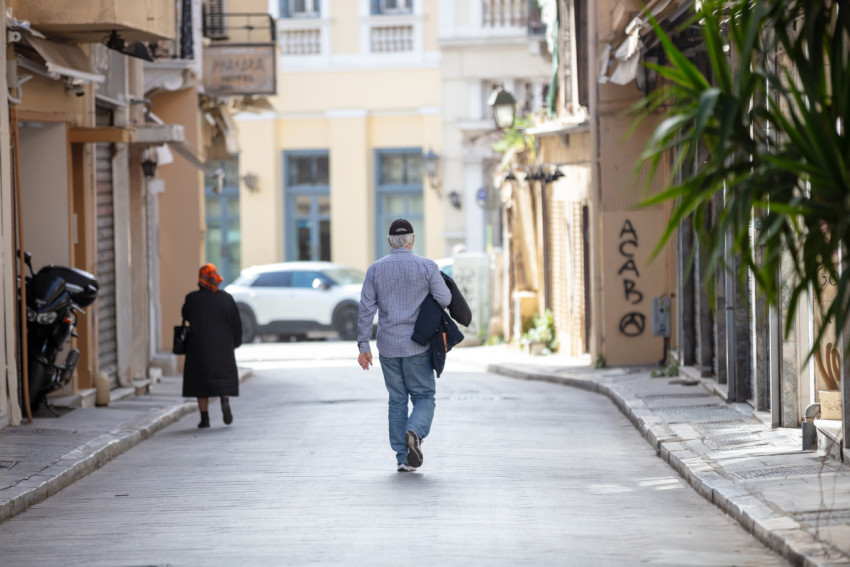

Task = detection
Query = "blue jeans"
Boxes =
[379,350,436,465]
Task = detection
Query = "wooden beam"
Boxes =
[69,127,132,144]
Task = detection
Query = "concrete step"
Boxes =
[133,379,151,396]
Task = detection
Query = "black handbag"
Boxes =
[173,320,190,355]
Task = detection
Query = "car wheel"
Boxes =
[238,306,257,343]
[334,305,359,341]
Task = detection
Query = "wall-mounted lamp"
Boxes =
[545,169,565,184]
[487,85,517,131]
[527,167,546,182]
[422,148,441,195]
[105,31,154,62]
[241,172,260,193]
[141,152,158,179]
[209,168,225,194]
[448,190,462,210]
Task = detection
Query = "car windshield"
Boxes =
[323,268,365,286]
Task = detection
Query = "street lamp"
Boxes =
[487,85,517,131]
[422,148,441,195]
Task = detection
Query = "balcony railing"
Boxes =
[203,12,276,44]
[281,28,322,55]
[370,25,414,53]
[481,0,546,37]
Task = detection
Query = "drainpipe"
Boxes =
[587,0,601,361]
[769,297,781,427]
[724,207,737,403]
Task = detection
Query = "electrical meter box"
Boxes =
[652,296,671,337]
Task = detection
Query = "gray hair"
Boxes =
[388,233,415,249]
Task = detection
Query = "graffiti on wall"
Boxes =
[617,219,645,337]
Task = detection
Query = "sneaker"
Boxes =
[405,429,423,468]
[221,397,233,425]
[397,463,417,472]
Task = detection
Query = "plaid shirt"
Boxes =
[358,248,452,358]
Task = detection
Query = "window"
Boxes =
[290,270,326,288]
[281,0,320,18]
[375,149,424,259]
[284,151,331,261]
[371,0,412,15]
[289,154,329,186]
[252,271,291,287]
[378,152,422,185]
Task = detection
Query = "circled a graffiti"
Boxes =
[619,312,646,337]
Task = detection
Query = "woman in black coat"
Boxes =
[181,263,242,428]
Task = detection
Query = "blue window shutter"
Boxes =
[371,0,381,15]
[280,0,289,18]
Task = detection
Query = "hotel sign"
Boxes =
[203,44,276,96]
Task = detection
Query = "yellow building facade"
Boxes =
[237,0,444,273]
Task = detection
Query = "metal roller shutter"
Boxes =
[95,109,118,389]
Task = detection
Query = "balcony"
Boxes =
[481,0,545,37]
[10,0,174,42]
[370,25,414,53]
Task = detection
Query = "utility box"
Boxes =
[652,296,671,337]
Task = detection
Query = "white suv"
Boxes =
[225,262,372,342]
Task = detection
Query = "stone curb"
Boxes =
[487,362,849,567]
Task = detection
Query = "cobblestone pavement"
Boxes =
[0,343,787,566]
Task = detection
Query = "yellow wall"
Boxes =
[238,118,283,269]
[275,69,441,114]
[331,1,360,54]
[593,0,677,365]
[12,0,174,41]
[152,87,204,350]
[15,73,90,125]
[329,115,371,269]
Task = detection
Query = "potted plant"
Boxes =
[521,309,558,355]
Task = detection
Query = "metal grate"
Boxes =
[703,433,767,451]
[730,465,826,480]
[643,393,713,400]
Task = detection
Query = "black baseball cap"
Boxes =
[389,218,414,235]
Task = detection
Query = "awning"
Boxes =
[600,0,694,86]
[13,27,104,84]
[523,120,590,137]
[143,112,207,171]
[168,140,206,171]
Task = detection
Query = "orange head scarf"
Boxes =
[198,263,223,292]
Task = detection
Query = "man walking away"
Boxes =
[357,219,452,472]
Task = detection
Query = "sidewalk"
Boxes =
[1,346,849,566]
[0,368,251,524]
[450,345,850,567]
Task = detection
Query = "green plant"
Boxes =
[594,355,607,369]
[521,309,558,353]
[633,0,849,357]
[651,364,679,378]
[485,334,506,346]
[492,116,536,162]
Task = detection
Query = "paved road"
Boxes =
[0,343,787,566]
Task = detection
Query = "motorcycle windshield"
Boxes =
[29,271,71,313]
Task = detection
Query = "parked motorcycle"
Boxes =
[20,252,98,414]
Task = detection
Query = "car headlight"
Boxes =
[36,312,58,325]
